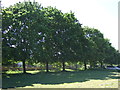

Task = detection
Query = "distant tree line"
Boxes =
[2,1,120,73]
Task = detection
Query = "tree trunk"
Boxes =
[84,61,87,70]
[62,61,65,71]
[75,64,78,70]
[90,61,92,69]
[23,60,26,74]
[100,61,103,68]
[46,61,49,72]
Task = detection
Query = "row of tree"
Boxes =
[2,1,120,73]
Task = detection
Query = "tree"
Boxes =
[40,7,85,71]
[83,26,119,68]
[2,1,46,73]
[83,26,105,68]
[82,27,98,69]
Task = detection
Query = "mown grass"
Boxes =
[2,69,120,88]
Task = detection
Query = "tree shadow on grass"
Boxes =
[2,69,120,89]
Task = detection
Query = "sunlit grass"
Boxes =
[6,70,23,74]
[2,69,119,88]
[23,79,118,88]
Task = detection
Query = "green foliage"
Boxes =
[83,26,120,67]
[2,1,119,72]
[2,1,45,73]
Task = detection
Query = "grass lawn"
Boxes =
[2,69,120,88]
